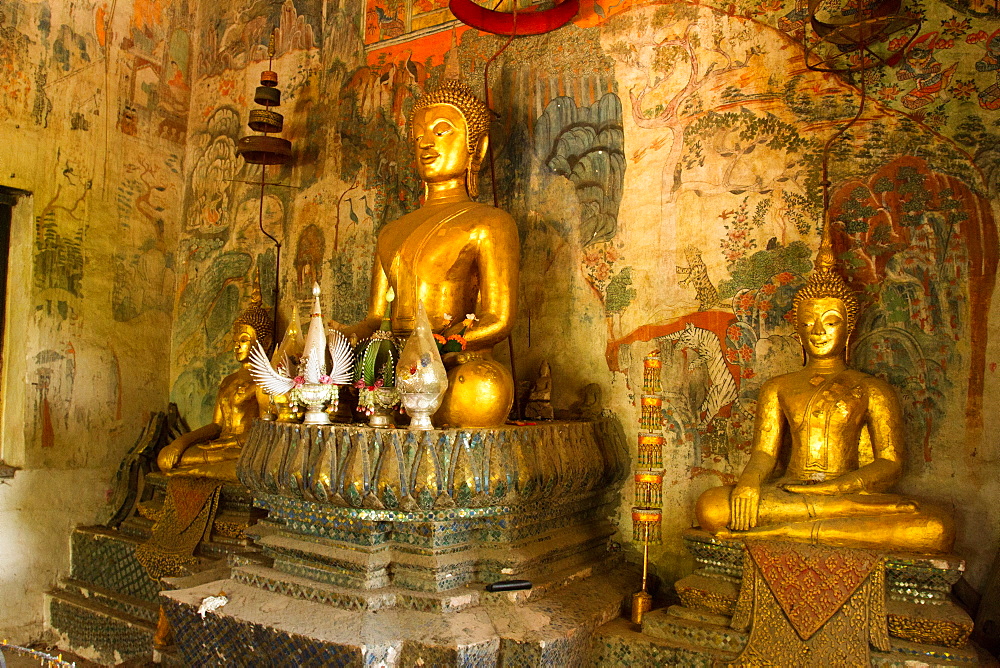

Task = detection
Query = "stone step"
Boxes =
[592,616,736,667]
[57,578,159,625]
[67,527,162,604]
[47,586,156,664]
[160,570,634,666]
[637,606,982,666]
[641,607,748,654]
[231,562,482,613]
[887,596,975,649]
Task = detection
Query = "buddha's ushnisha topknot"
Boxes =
[792,229,859,333]
[410,80,491,155]
[234,280,275,349]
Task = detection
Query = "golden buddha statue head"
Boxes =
[409,80,492,198]
[233,285,274,362]
[792,242,859,359]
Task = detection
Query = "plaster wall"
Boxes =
[0,0,189,641]
[168,0,1000,597]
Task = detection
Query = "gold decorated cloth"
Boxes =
[135,477,224,579]
[729,540,890,667]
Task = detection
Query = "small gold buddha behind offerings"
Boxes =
[695,235,954,554]
[157,289,274,481]
[339,80,519,427]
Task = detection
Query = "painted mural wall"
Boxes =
[0,0,186,640]
[170,0,1000,592]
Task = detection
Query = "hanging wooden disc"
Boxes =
[237,136,292,165]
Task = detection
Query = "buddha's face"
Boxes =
[233,324,256,363]
[411,104,471,183]
[796,297,849,360]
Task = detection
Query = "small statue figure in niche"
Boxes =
[524,360,554,420]
[557,383,603,421]
[157,287,273,482]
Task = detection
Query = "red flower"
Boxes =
[742,367,756,379]
[726,349,739,363]
[739,345,753,362]
[761,283,776,295]
[757,300,772,312]
[888,35,909,51]
[727,325,742,342]
[776,272,794,285]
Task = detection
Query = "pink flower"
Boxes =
[374,378,384,388]
[319,375,333,384]
[293,376,305,388]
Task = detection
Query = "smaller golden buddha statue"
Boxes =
[157,290,274,482]
[337,80,519,427]
[695,239,954,554]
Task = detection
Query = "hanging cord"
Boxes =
[257,34,282,349]
[819,21,870,221]
[482,7,517,208]
[481,8,520,416]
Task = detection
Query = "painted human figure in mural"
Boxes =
[976,28,1000,110]
[157,289,274,481]
[896,32,958,110]
[695,242,954,553]
[336,80,519,427]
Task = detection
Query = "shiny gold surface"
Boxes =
[338,82,518,427]
[695,248,954,553]
[887,612,973,648]
[157,300,273,482]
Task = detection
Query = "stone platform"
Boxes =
[163,420,632,666]
[163,565,635,665]
[47,472,263,663]
[589,529,989,667]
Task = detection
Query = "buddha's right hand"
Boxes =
[730,483,760,531]
[157,442,185,471]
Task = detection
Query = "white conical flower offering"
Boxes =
[300,281,328,384]
[396,301,448,430]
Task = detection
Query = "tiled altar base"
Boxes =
[161,568,634,667]
[47,474,264,664]
[591,612,997,667]
[680,529,976,649]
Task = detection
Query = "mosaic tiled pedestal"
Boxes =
[47,473,263,663]
[591,529,986,667]
[163,420,632,666]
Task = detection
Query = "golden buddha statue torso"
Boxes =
[341,81,519,427]
[157,293,274,481]
[696,246,954,554]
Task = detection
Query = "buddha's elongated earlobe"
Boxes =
[467,134,488,199]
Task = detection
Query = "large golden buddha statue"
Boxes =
[157,290,274,481]
[339,80,519,427]
[696,240,954,554]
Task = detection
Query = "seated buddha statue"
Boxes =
[157,290,274,482]
[338,80,519,427]
[695,242,954,554]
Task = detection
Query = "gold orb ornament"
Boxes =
[434,358,513,428]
